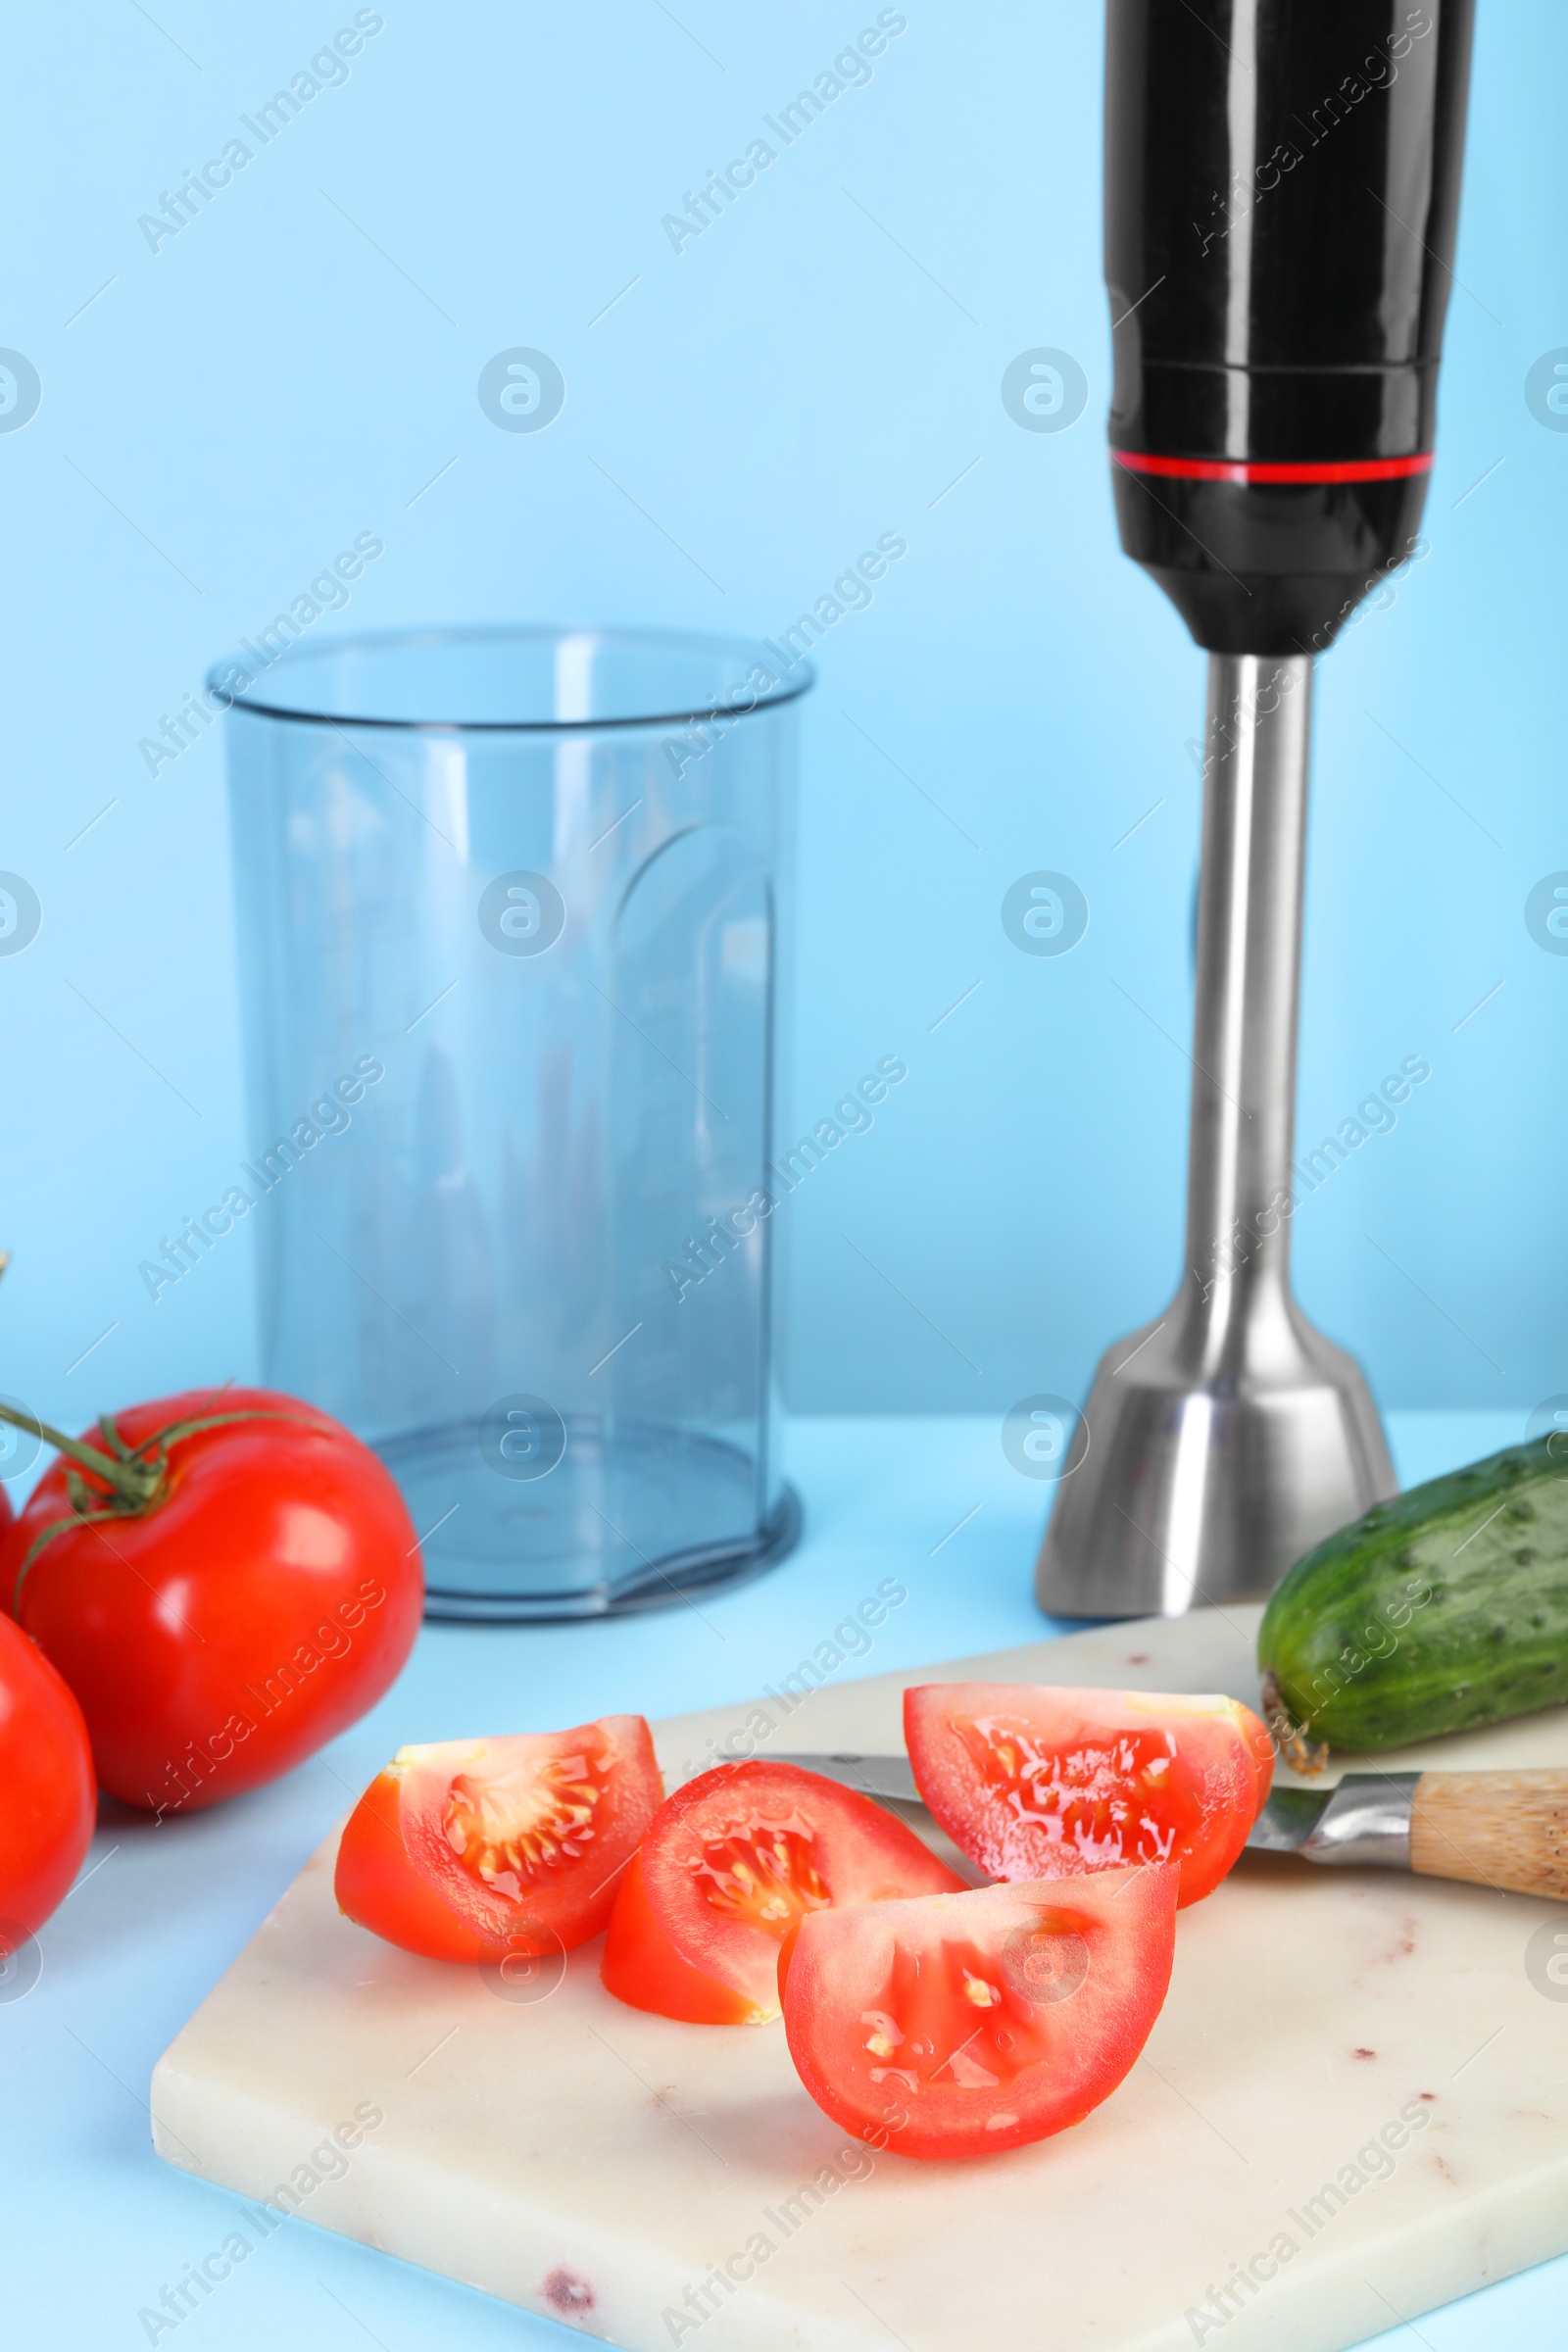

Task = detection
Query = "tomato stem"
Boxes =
[0,1399,161,1507]
[1,1398,328,1614]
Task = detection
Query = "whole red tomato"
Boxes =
[0,1387,423,1817]
[0,1609,95,1938]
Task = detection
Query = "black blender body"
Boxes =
[1036,2,1478,1619]
[1105,1,1476,654]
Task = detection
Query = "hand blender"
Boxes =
[1036,1,1477,1617]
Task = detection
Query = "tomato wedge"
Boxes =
[601,1760,964,2025]
[906,1684,1272,1908]
[781,1864,1177,2158]
[334,1716,662,1962]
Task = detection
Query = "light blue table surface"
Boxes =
[9,1410,1565,2352]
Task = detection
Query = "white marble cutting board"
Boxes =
[151,1607,1568,2352]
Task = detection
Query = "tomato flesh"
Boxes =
[0,1611,96,1941]
[782,1864,1177,2158]
[906,1683,1271,1908]
[602,1760,964,2025]
[602,1847,760,2024]
[445,1740,603,1889]
[335,1715,662,1961]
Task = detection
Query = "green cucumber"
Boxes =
[1257,1436,1568,1753]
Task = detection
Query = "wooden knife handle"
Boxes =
[1409,1770,1568,1901]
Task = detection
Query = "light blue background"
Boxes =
[1,0,1565,1446]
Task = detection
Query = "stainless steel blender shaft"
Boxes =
[1034,654,1395,1618]
[1186,653,1313,1335]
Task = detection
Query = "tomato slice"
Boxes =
[334,1716,662,1962]
[601,1760,965,2025]
[781,1864,1177,2158]
[906,1684,1272,1908]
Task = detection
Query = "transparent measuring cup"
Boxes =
[218,624,808,1619]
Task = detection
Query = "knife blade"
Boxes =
[769,1751,922,1806]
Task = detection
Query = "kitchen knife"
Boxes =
[767,1754,1568,1903]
